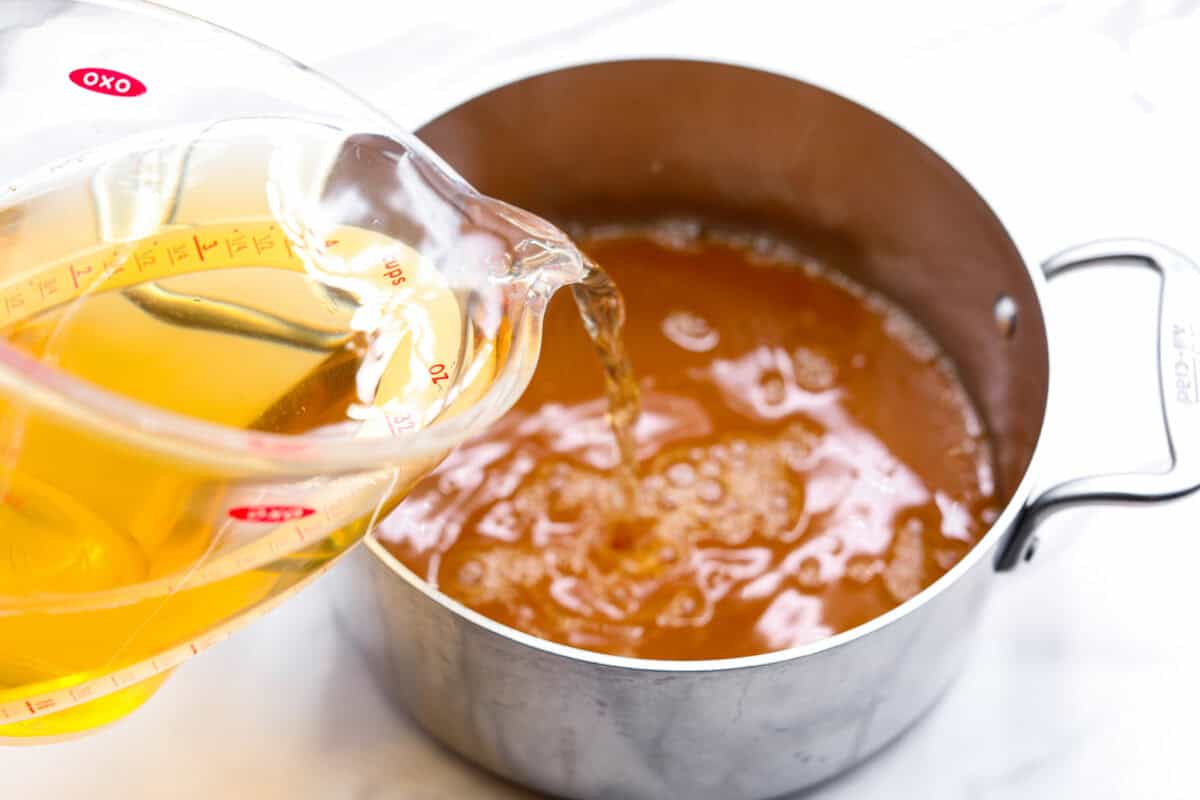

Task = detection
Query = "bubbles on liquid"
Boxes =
[845,554,883,584]
[882,516,925,602]
[656,585,708,627]
[804,457,857,515]
[443,546,548,607]
[477,501,522,542]
[457,560,484,585]
[427,425,825,635]
[696,546,773,596]
[976,459,995,498]
[697,479,724,504]
[758,370,787,406]
[964,407,985,439]
[883,309,940,364]
[934,490,973,541]
[642,474,667,494]
[662,310,720,352]
[795,556,824,589]
[792,346,836,392]
[754,589,832,651]
[666,461,696,487]
[933,544,968,571]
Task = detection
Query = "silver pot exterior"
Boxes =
[335,534,1000,800]
[332,59,1053,800]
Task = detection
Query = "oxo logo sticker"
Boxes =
[68,67,147,97]
[227,505,316,524]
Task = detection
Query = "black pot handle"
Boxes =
[997,239,1200,570]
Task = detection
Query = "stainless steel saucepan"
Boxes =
[331,59,1200,800]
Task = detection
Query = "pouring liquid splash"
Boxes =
[571,260,642,516]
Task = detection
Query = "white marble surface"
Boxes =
[6,1,1200,797]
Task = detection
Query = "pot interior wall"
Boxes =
[417,59,1049,501]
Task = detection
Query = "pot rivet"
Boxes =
[994,295,1018,339]
[1024,536,1039,562]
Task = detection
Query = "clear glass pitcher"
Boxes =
[0,0,589,740]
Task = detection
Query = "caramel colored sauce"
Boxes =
[380,231,997,660]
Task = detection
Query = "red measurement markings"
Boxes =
[24,697,55,715]
[4,290,25,315]
[167,242,190,266]
[133,246,157,272]
[225,230,249,258]
[98,250,124,276]
[228,505,316,524]
[382,258,407,286]
[34,275,58,300]
[253,231,276,255]
[429,363,449,385]
[193,236,219,262]
[69,263,95,289]
[0,491,26,511]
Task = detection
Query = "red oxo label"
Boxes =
[227,505,316,524]
[68,67,147,97]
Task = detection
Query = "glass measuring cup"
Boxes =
[0,1,590,740]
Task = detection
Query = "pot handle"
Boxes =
[996,238,1200,570]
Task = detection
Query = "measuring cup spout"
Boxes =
[470,197,591,294]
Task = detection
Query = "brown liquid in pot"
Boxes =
[380,229,998,659]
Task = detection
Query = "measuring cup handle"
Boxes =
[996,239,1200,571]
